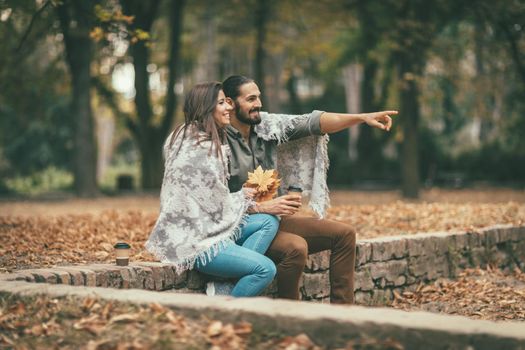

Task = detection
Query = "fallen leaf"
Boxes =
[109,313,141,324]
[233,321,252,336]
[207,321,223,337]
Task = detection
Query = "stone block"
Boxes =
[369,260,408,286]
[469,247,489,267]
[453,232,469,251]
[354,268,374,292]
[510,226,525,242]
[8,272,35,283]
[301,272,329,299]
[511,241,525,262]
[393,275,407,287]
[456,252,471,270]
[84,264,112,287]
[117,268,131,289]
[306,251,329,272]
[128,266,145,289]
[356,242,372,266]
[466,231,482,248]
[58,268,84,286]
[491,249,510,269]
[262,279,278,297]
[104,267,124,288]
[134,263,164,289]
[187,270,206,290]
[406,236,430,257]
[370,238,407,262]
[430,234,452,255]
[480,228,500,247]
[53,270,71,285]
[134,266,155,290]
[408,255,448,281]
[174,270,188,288]
[406,274,418,285]
[354,291,371,305]
[498,227,519,242]
[30,270,58,284]
[138,264,164,291]
[130,266,148,289]
[56,267,97,286]
[161,266,176,289]
[369,289,393,305]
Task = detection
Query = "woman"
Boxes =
[145,82,278,297]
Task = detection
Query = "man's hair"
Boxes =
[222,75,253,101]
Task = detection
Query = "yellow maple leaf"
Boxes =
[244,166,281,202]
[246,166,273,193]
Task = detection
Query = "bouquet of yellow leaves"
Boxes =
[243,166,281,202]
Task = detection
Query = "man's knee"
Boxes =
[283,236,308,265]
[335,225,356,248]
[267,232,308,268]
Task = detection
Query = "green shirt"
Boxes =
[226,110,324,193]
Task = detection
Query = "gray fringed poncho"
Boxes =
[145,112,330,272]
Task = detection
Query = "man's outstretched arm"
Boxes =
[320,110,398,134]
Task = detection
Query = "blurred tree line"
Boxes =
[0,0,524,198]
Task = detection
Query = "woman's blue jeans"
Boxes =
[195,214,279,297]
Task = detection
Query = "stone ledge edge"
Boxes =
[0,280,524,349]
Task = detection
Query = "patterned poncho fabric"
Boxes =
[145,112,329,272]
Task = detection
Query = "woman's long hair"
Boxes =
[169,81,226,159]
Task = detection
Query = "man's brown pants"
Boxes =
[265,215,356,304]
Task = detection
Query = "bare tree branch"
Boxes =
[15,0,53,53]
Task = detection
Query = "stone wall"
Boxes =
[302,224,525,304]
[2,224,524,305]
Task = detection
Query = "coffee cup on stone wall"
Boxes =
[114,242,131,266]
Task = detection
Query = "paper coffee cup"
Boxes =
[114,242,131,266]
[287,185,303,195]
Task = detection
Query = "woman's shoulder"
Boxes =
[164,126,213,158]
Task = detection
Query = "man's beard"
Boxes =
[235,103,262,125]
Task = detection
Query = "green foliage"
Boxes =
[0,98,74,176]
[4,166,73,195]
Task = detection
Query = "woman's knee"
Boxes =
[256,256,277,281]
[261,214,280,234]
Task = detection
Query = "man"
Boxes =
[222,75,397,304]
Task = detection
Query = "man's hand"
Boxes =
[243,187,257,199]
[255,194,302,216]
[362,110,397,131]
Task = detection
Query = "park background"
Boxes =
[1,1,525,347]
[0,0,524,198]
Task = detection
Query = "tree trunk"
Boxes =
[123,0,159,190]
[342,64,363,162]
[285,70,303,114]
[398,57,420,198]
[254,0,271,101]
[56,1,98,197]
[357,60,382,178]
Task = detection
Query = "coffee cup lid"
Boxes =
[114,242,131,249]
[287,185,303,192]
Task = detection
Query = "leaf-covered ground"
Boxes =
[0,294,403,350]
[1,189,524,323]
[1,190,523,271]
[391,267,525,322]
